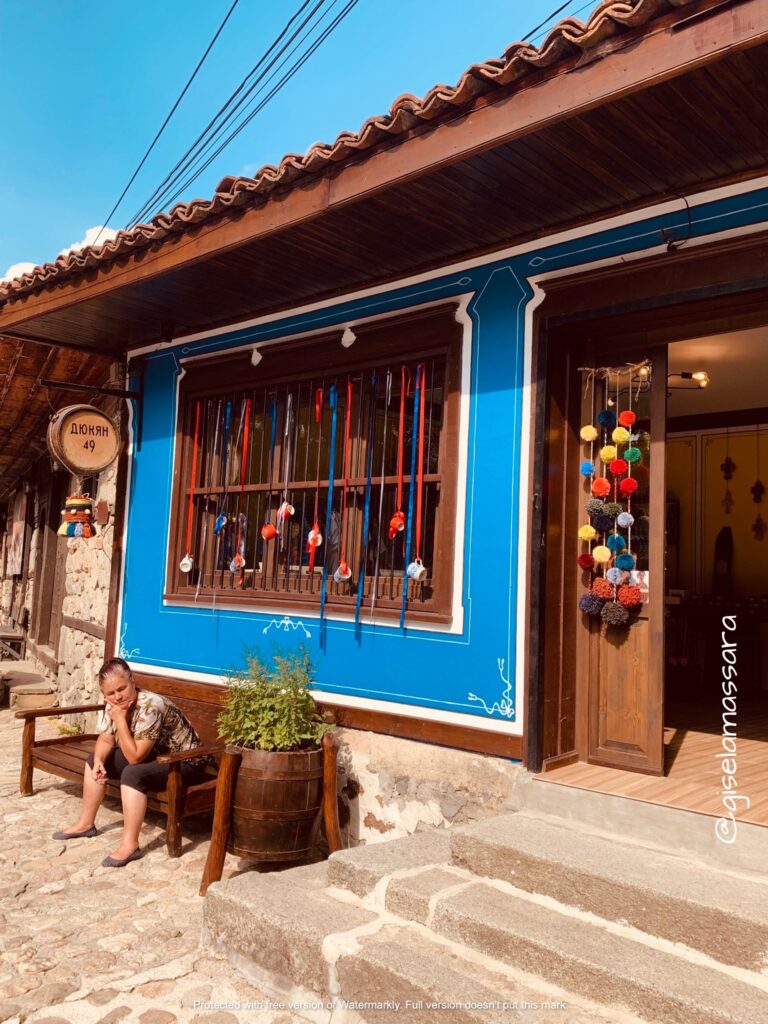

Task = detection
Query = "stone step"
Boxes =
[327,829,451,897]
[205,859,647,1024]
[515,772,767,875]
[450,812,768,971]
[386,868,768,1024]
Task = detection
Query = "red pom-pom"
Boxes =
[619,477,638,496]
[592,577,614,600]
[592,478,611,497]
[618,410,636,427]
[618,584,642,608]
[609,459,628,478]
[577,554,594,570]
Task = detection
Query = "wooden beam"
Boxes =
[1,0,766,336]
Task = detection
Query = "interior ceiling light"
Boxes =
[251,347,263,367]
[341,327,356,348]
[668,370,710,389]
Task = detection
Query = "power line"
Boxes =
[93,0,241,246]
[522,1,574,42]
[127,0,326,228]
[158,0,361,214]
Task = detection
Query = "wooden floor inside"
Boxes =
[539,699,768,826]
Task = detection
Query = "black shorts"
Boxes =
[86,747,210,794]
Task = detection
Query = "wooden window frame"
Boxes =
[164,305,463,626]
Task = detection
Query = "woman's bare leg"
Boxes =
[109,785,147,859]
[60,763,107,834]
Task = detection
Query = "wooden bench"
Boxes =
[16,675,227,857]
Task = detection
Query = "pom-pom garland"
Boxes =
[619,477,639,497]
[580,425,599,442]
[585,498,605,516]
[592,577,614,600]
[579,592,604,616]
[597,409,616,429]
[609,459,628,478]
[615,553,636,571]
[611,427,630,445]
[600,445,617,464]
[607,567,625,585]
[624,446,642,464]
[604,502,622,518]
[577,553,595,570]
[578,524,597,541]
[602,601,629,626]
[592,545,612,565]
[593,514,614,534]
[618,410,636,427]
[592,478,611,498]
[580,460,595,477]
[618,584,642,608]
[607,533,625,554]
[617,511,634,529]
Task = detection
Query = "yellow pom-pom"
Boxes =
[592,544,612,564]
[580,425,598,443]
[578,524,597,541]
[612,427,630,445]
[600,445,617,463]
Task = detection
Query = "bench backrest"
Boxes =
[132,672,228,745]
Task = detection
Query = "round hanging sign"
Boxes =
[47,405,120,475]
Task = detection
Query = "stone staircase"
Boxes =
[203,795,768,1024]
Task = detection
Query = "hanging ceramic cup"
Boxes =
[307,527,323,549]
[406,558,428,582]
[277,501,295,520]
[261,522,278,541]
[179,554,194,573]
[229,551,245,573]
[389,511,405,535]
[333,561,352,584]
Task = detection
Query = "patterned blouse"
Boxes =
[97,690,207,765]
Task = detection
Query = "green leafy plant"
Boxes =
[57,722,82,736]
[218,648,331,752]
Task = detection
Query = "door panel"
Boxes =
[579,349,666,774]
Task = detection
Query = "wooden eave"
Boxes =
[1,0,767,354]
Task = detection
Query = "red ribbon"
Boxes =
[308,388,323,574]
[339,378,353,568]
[184,400,202,557]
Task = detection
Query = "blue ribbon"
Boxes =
[355,374,377,633]
[214,400,232,535]
[319,384,338,641]
[400,366,422,629]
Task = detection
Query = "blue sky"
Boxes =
[0,0,593,279]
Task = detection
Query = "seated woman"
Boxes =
[53,656,210,867]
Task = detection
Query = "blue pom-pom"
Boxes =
[593,514,614,533]
[579,592,604,616]
[607,534,625,553]
[607,567,625,585]
[580,460,594,477]
[616,553,636,571]
[597,408,616,429]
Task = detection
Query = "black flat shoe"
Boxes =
[52,826,98,840]
[102,848,144,868]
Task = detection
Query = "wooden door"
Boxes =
[576,348,667,775]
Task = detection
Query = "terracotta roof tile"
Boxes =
[0,0,698,303]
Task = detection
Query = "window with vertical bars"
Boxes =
[166,306,462,623]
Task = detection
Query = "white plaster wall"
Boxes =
[334,727,520,846]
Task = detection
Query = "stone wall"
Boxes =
[335,727,521,846]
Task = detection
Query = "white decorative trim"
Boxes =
[467,657,515,719]
[118,621,140,660]
[261,615,311,639]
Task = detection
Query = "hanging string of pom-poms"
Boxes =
[577,360,647,628]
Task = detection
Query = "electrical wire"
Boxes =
[126,0,327,227]
[522,1,574,41]
[154,0,360,217]
[93,0,241,246]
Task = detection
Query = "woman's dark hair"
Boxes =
[98,657,133,686]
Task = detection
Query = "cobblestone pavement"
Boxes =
[0,709,304,1024]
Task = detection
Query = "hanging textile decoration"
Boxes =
[180,399,202,573]
[58,494,96,538]
[319,384,339,633]
[750,423,766,540]
[197,399,222,601]
[276,393,295,549]
[307,388,324,573]
[355,373,378,629]
[261,395,278,541]
[370,370,393,619]
[400,363,423,628]
[334,379,354,584]
[390,366,409,539]
[229,398,251,576]
[577,362,645,629]
[407,362,429,586]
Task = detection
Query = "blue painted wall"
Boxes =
[120,185,768,727]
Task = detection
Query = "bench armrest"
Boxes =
[155,744,224,766]
[14,703,106,721]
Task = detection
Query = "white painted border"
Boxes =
[116,176,768,742]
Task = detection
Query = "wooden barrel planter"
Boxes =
[227,744,324,862]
